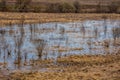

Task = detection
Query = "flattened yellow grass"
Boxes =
[8,54,120,80]
[0,12,120,26]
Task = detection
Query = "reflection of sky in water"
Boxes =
[0,20,120,70]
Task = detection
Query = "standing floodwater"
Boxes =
[0,20,120,70]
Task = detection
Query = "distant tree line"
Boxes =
[0,0,120,13]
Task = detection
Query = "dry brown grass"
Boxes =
[5,0,120,5]
[0,12,120,26]
[5,53,120,80]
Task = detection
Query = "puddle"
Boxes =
[0,20,120,71]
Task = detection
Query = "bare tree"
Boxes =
[14,26,25,69]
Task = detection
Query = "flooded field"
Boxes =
[0,20,120,71]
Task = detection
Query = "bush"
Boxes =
[58,2,75,13]
[32,5,41,13]
[0,0,7,11]
[96,2,102,13]
[0,0,120,13]
[108,1,119,13]
[73,1,81,13]
[46,2,75,13]
[46,3,61,13]
[15,0,32,12]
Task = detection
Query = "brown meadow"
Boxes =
[0,12,120,26]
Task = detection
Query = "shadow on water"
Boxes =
[0,20,120,71]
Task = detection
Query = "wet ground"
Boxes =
[0,20,120,71]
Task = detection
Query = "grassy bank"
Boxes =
[3,53,119,80]
[0,12,120,26]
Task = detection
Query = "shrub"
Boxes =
[96,2,102,13]
[59,2,75,13]
[0,0,7,12]
[73,1,81,13]
[15,0,32,12]
[46,3,61,13]
[108,1,119,13]
[46,2,75,13]
[32,5,41,13]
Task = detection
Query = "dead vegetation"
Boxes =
[5,53,120,80]
[0,13,120,26]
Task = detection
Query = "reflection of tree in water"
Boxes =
[32,39,46,59]
[103,16,107,38]
[58,26,66,58]
[29,24,36,40]
[112,27,120,46]
[81,23,86,38]
[59,26,65,36]
[24,52,28,65]
[7,45,12,58]
[94,26,98,39]
[0,29,14,68]
[55,23,58,30]
[14,25,25,69]
[0,29,7,68]
[87,38,92,53]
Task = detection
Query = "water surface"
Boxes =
[0,20,120,70]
